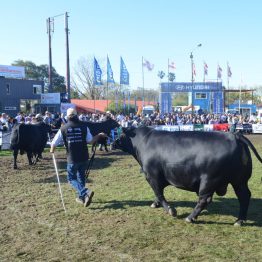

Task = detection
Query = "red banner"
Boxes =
[213,124,229,132]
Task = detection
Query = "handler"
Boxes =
[50,108,100,207]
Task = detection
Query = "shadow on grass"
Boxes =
[92,197,262,227]
[35,156,119,184]
[98,150,129,157]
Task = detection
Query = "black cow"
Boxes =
[84,118,119,152]
[10,123,51,169]
[114,126,262,226]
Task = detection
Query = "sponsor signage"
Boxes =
[4,106,17,110]
[252,124,262,134]
[41,93,60,104]
[0,65,25,79]
[161,82,223,93]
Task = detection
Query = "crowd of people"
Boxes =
[0,109,261,133]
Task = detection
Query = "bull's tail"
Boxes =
[236,133,262,164]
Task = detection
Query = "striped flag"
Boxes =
[204,62,208,75]
[193,63,196,76]
[217,65,222,79]
[168,61,176,70]
[143,58,154,71]
[227,63,232,77]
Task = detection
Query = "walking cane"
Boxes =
[52,153,67,212]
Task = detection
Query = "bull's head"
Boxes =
[107,118,120,129]
[113,127,136,154]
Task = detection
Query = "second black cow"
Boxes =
[10,122,51,169]
[114,126,262,226]
[85,117,119,152]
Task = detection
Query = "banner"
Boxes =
[160,92,172,113]
[107,56,114,83]
[252,124,262,134]
[213,91,224,114]
[194,124,204,131]
[0,65,25,78]
[94,57,102,85]
[120,57,129,85]
[41,93,60,104]
[213,123,229,132]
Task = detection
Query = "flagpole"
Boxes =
[203,62,205,83]
[142,56,145,108]
[227,63,229,111]
[239,75,242,114]
[168,58,170,112]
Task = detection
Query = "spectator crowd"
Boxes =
[0,109,261,132]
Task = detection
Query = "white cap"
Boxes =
[36,113,43,119]
[67,108,77,117]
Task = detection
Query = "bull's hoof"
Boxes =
[234,220,245,226]
[168,207,177,217]
[185,217,196,223]
[185,217,192,223]
[14,166,17,170]
[150,202,161,208]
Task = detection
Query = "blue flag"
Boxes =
[120,56,129,85]
[107,57,114,83]
[94,57,102,85]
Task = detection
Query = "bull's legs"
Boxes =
[13,149,18,169]
[27,152,33,165]
[232,183,251,226]
[146,176,176,217]
[185,194,213,223]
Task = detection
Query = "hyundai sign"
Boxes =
[0,65,25,79]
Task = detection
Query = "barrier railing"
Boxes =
[154,123,262,134]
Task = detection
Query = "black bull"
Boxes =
[114,126,262,226]
[10,123,51,169]
[84,118,119,151]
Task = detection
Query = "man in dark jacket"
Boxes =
[50,108,100,207]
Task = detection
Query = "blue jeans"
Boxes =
[67,161,89,200]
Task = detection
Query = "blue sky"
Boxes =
[1,0,262,91]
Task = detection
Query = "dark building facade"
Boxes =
[0,77,44,116]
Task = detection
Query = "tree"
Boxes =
[106,100,136,115]
[71,56,106,100]
[12,60,66,93]
[168,72,176,82]
[172,93,188,106]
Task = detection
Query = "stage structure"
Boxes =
[160,82,224,114]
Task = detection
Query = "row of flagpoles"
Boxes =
[93,56,233,86]
[92,56,234,111]
[93,56,129,86]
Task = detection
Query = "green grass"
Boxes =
[0,135,262,261]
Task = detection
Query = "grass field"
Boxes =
[0,135,262,261]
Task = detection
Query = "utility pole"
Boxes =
[47,17,54,93]
[65,12,71,102]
